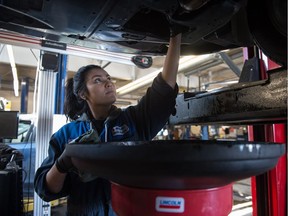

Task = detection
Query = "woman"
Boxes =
[34,33,181,216]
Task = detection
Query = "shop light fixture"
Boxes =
[6,45,19,96]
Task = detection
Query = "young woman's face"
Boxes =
[84,68,116,106]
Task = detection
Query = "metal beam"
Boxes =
[219,52,241,77]
[0,30,135,65]
[169,68,287,125]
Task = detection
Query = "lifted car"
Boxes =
[0,0,286,67]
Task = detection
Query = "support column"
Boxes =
[34,51,59,216]
[20,77,29,114]
[54,54,67,114]
[201,126,209,140]
[244,47,287,216]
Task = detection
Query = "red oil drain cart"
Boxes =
[67,140,285,216]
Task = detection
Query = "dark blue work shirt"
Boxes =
[34,73,178,216]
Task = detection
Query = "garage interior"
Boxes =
[0,36,286,216]
[0,1,286,216]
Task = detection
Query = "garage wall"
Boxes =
[0,90,35,113]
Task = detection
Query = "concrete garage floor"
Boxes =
[230,179,252,216]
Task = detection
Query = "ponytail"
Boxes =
[64,78,88,120]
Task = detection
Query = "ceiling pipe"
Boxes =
[184,59,222,76]
[102,61,111,69]
[202,79,239,90]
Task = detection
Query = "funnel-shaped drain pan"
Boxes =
[66,140,285,189]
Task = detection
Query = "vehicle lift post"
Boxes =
[243,47,287,216]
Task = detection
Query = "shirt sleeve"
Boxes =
[34,133,71,201]
[128,72,178,140]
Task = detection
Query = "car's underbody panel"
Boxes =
[0,0,286,67]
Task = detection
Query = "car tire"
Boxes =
[247,0,287,68]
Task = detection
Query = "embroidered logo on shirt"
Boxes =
[112,124,129,136]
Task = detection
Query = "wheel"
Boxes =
[247,0,287,68]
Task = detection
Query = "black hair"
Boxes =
[64,64,102,120]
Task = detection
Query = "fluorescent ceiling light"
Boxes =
[6,45,19,96]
